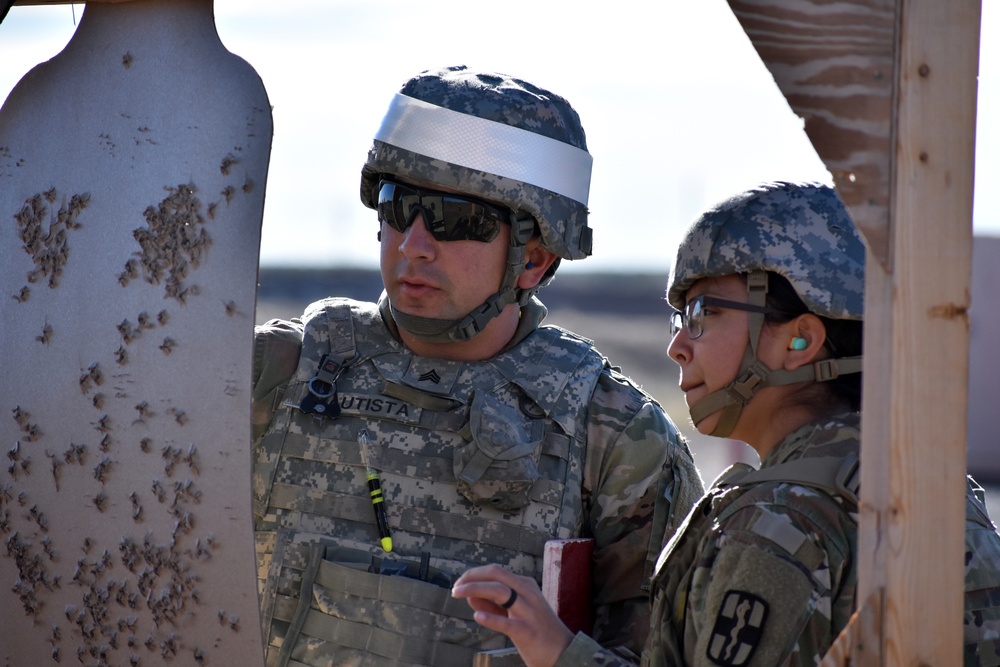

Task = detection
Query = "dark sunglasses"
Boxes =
[376,180,510,243]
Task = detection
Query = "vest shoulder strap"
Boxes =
[719,453,860,509]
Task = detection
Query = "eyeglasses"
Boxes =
[376,180,510,243]
[669,295,792,340]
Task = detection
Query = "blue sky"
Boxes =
[2,1,996,273]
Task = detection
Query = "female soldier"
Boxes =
[451,181,1000,666]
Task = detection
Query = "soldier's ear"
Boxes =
[518,242,557,290]
[782,314,828,370]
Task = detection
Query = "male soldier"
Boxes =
[250,65,703,666]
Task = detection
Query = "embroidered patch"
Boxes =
[706,590,769,666]
[419,369,441,384]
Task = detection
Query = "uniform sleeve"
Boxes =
[683,490,854,667]
[962,476,1000,660]
[583,369,704,658]
[251,317,304,444]
[554,631,639,667]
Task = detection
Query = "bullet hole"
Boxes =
[134,401,154,421]
[183,444,199,476]
[118,258,140,287]
[117,319,139,344]
[46,451,63,491]
[159,337,176,355]
[94,414,111,434]
[151,480,166,504]
[41,535,55,560]
[36,321,53,344]
[93,493,108,513]
[219,154,240,176]
[93,457,112,484]
[129,493,143,523]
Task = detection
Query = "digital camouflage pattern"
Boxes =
[251,296,704,666]
[360,65,593,261]
[963,479,1000,665]
[666,181,865,320]
[553,412,1000,667]
[643,414,861,667]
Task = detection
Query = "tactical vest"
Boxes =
[642,444,1000,667]
[641,451,860,667]
[253,298,608,667]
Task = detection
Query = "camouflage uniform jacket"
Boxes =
[556,411,1000,667]
[251,296,703,667]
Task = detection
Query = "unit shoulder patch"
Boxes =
[706,590,769,666]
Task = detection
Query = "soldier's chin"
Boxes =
[691,412,719,437]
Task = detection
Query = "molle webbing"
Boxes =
[255,404,296,520]
[272,545,490,667]
[266,481,555,555]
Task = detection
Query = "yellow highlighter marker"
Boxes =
[358,429,392,552]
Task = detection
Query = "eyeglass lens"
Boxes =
[670,297,705,339]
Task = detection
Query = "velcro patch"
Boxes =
[706,590,769,666]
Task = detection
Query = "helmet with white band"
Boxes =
[360,66,594,342]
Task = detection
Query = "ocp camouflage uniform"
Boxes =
[251,295,703,667]
[554,412,1000,666]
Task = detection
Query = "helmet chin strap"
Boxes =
[686,270,864,438]
[390,215,537,343]
[688,271,770,438]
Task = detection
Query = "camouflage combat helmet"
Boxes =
[360,65,594,342]
[667,181,865,437]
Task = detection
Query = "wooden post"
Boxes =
[727,1,982,663]
[854,2,980,664]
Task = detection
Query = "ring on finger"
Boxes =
[501,587,518,609]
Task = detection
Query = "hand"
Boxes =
[452,564,574,667]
